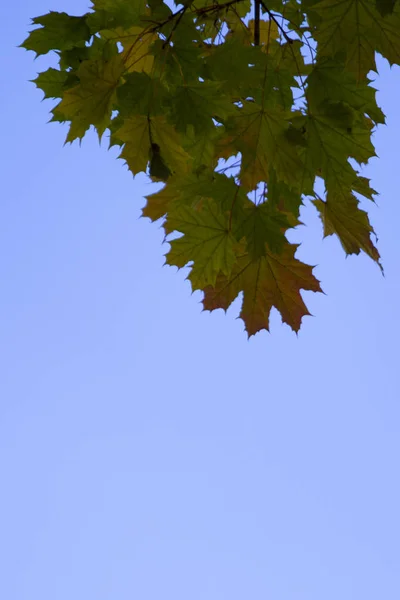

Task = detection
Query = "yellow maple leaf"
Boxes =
[247,18,279,51]
[119,26,158,73]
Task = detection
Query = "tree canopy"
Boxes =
[21,0,399,336]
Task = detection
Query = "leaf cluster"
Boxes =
[22,0,398,336]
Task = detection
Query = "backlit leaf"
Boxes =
[56,55,125,141]
[23,0,393,336]
[32,68,69,99]
[88,0,147,30]
[203,242,322,336]
[308,0,400,78]
[166,200,237,288]
[21,12,90,56]
[314,190,382,266]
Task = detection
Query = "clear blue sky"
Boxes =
[2,2,400,599]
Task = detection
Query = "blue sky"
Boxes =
[1,2,400,599]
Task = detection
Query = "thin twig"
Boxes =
[142,6,185,34]
[162,7,187,47]
[259,0,294,44]
[194,0,249,15]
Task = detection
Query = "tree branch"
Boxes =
[254,0,260,45]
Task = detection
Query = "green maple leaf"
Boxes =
[24,0,395,336]
[230,48,300,111]
[142,180,180,222]
[114,114,151,174]
[117,72,168,116]
[274,0,307,29]
[352,175,378,200]
[116,115,191,177]
[270,39,309,77]
[231,0,251,16]
[88,0,147,31]
[268,172,304,222]
[235,200,293,258]
[204,37,262,94]
[177,173,249,226]
[99,26,158,74]
[222,102,304,191]
[168,82,233,134]
[21,12,90,56]
[56,33,119,70]
[307,59,385,124]
[143,172,250,236]
[151,36,204,84]
[299,102,376,192]
[308,0,400,78]
[203,242,322,336]
[55,55,125,142]
[32,69,69,99]
[314,190,381,266]
[147,0,173,20]
[317,103,376,166]
[150,118,192,176]
[183,127,220,172]
[165,201,237,288]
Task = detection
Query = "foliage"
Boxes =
[22,0,398,336]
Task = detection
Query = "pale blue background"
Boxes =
[1,2,400,599]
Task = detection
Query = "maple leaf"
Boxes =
[32,69,69,100]
[142,180,180,222]
[165,200,237,288]
[308,0,400,78]
[298,102,376,192]
[115,115,191,177]
[267,173,304,223]
[177,172,250,226]
[168,82,233,135]
[143,172,252,245]
[183,127,220,173]
[235,200,293,258]
[116,72,168,116]
[222,102,304,191]
[307,59,385,124]
[150,118,192,176]
[55,55,125,142]
[204,37,262,94]
[88,0,147,31]
[23,0,394,336]
[314,190,382,267]
[114,114,151,174]
[120,28,159,74]
[203,242,322,336]
[21,12,90,56]
[232,0,252,16]
[150,37,204,84]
